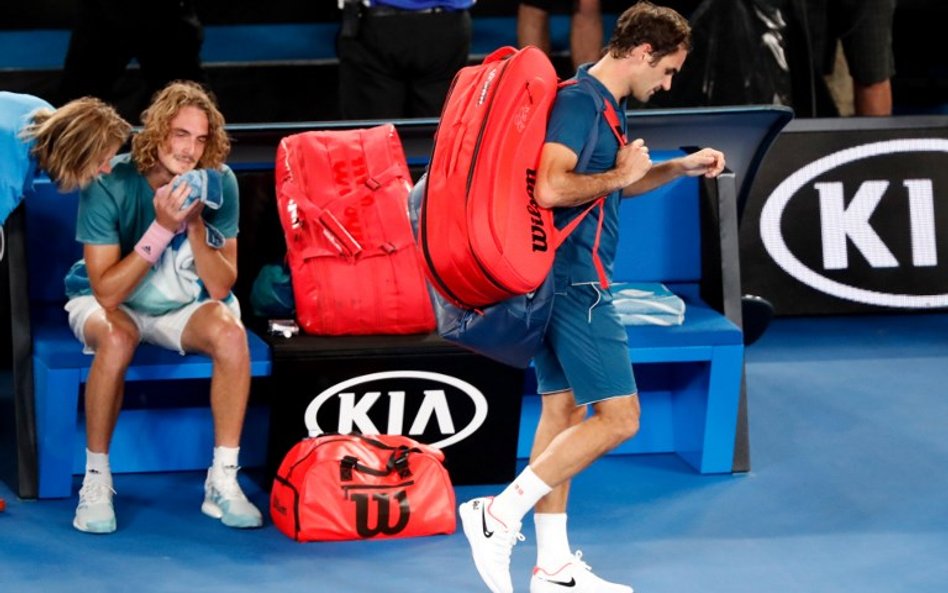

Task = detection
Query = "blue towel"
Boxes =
[171,169,225,249]
[173,169,223,210]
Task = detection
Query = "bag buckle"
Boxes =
[390,448,412,479]
[340,455,358,481]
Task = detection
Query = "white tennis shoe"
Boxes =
[459,497,525,593]
[531,551,633,593]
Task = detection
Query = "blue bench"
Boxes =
[518,150,744,473]
[15,180,272,499]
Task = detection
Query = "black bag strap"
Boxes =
[338,435,420,481]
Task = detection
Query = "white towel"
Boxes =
[611,282,685,326]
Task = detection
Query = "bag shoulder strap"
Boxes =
[550,77,628,288]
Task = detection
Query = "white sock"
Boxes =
[535,513,572,569]
[490,465,552,526]
[85,449,112,484]
[212,446,240,474]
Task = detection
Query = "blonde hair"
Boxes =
[21,97,131,192]
[132,81,230,173]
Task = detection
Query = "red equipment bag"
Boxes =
[419,46,604,310]
[270,433,456,542]
[275,124,436,335]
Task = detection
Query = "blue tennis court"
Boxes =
[2,312,946,593]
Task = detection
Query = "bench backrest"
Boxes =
[24,180,82,306]
[613,149,701,284]
[23,153,703,312]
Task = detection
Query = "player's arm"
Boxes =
[622,147,725,197]
[84,243,151,311]
[535,139,652,208]
[85,180,199,310]
[188,221,238,300]
[186,168,239,300]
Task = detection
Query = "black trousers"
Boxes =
[59,0,205,110]
[337,9,471,120]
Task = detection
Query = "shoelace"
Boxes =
[211,465,248,501]
[490,526,526,563]
[571,550,592,572]
[78,478,115,507]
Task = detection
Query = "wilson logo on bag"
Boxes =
[270,433,456,542]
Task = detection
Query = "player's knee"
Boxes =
[205,307,249,362]
[606,413,639,445]
[94,323,139,366]
[617,411,640,442]
[598,398,640,445]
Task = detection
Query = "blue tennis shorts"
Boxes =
[534,283,637,405]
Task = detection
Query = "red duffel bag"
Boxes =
[270,433,456,542]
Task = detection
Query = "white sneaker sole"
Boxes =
[73,515,116,534]
[202,498,263,528]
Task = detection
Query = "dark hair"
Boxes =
[607,1,692,63]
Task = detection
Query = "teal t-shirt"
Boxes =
[545,66,628,287]
[0,91,52,226]
[68,153,240,315]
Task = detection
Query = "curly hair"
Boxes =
[607,1,692,63]
[21,97,131,192]
[131,81,231,173]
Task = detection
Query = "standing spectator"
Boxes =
[518,0,604,70]
[337,0,474,120]
[65,81,261,534]
[458,3,725,593]
[58,0,206,120]
[803,0,896,116]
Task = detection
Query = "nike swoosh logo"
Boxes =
[480,505,494,538]
[538,577,576,588]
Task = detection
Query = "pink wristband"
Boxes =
[134,221,175,264]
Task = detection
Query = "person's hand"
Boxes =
[615,138,653,186]
[153,177,201,232]
[679,148,725,178]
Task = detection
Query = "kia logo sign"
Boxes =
[760,138,948,308]
[303,370,488,449]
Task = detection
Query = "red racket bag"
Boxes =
[419,46,612,309]
[275,124,435,335]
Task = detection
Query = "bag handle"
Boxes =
[336,434,426,481]
[483,46,518,64]
[339,445,415,482]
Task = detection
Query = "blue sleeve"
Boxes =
[206,165,239,238]
[0,93,51,226]
[75,178,120,245]
[545,89,600,159]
